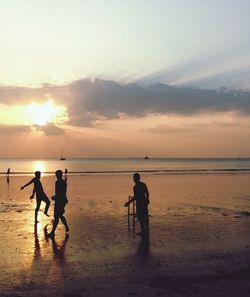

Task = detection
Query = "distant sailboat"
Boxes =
[60,147,66,161]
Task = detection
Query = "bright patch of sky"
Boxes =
[0,0,249,88]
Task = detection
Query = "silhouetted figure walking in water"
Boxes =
[48,170,69,237]
[125,173,150,236]
[6,168,10,184]
[21,171,50,222]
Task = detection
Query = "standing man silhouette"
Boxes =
[6,168,10,184]
[21,171,50,222]
[125,173,150,235]
[48,170,69,237]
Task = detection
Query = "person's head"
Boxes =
[35,171,41,179]
[55,169,63,180]
[133,173,140,183]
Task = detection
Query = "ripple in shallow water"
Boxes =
[0,203,30,213]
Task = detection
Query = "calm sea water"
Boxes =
[1,158,250,175]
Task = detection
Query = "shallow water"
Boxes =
[1,157,250,174]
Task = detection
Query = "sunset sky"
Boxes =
[0,0,250,158]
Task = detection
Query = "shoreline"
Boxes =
[2,168,250,176]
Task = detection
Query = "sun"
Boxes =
[27,100,67,126]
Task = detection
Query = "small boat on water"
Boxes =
[144,155,149,160]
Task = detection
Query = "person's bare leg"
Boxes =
[44,197,50,216]
[48,217,59,237]
[61,215,69,232]
[136,219,145,235]
[35,199,41,223]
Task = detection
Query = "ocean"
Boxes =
[1,158,250,175]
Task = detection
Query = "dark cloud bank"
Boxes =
[1,79,250,127]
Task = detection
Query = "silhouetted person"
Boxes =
[6,168,10,184]
[21,171,50,222]
[125,173,150,235]
[48,170,69,237]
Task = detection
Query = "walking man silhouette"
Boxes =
[125,173,150,235]
[6,168,10,184]
[21,171,50,222]
[48,170,69,237]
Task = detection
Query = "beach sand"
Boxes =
[1,173,250,297]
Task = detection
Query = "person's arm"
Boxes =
[124,186,136,207]
[55,180,59,198]
[124,195,135,207]
[64,181,68,203]
[124,196,135,207]
[52,180,59,201]
[30,187,35,199]
[21,179,34,190]
[145,184,150,205]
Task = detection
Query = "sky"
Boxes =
[0,0,250,157]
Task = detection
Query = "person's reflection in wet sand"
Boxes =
[44,225,69,263]
[27,223,51,286]
[52,234,69,263]
[44,225,70,291]
[137,233,150,256]
[34,223,41,260]
[23,224,69,291]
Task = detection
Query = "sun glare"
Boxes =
[27,100,68,126]
[33,161,46,173]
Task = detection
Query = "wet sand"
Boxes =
[1,173,250,297]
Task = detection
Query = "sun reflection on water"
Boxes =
[32,161,46,173]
